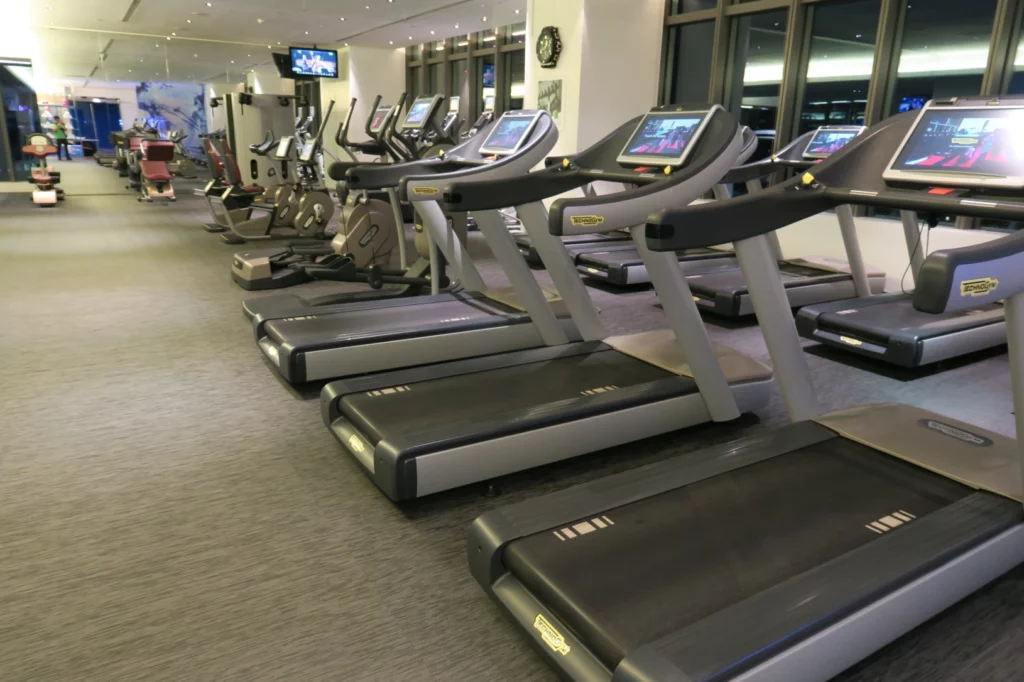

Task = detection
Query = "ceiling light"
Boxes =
[408,36,412,40]
[194,53,198,57]
[483,16,487,21]
[430,30,435,35]
[455,23,459,28]
[187,19,192,23]
[340,16,345,20]
[206,2,212,6]
[247,54,251,57]
[128,69,132,73]
[305,31,309,34]
[389,40,394,45]
[257,18,264,24]
[277,41,281,45]
[171,32,176,36]
[856,33,863,38]
[344,42,349,46]
[230,60,235,63]
[515,9,520,13]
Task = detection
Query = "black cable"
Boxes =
[900,215,929,296]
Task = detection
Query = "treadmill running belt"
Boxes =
[578,247,723,267]
[503,438,972,671]
[818,299,1005,344]
[339,349,689,449]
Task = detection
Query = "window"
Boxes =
[726,9,788,154]
[409,44,422,62]
[478,30,498,49]
[427,40,444,60]
[662,21,715,104]
[427,62,443,95]
[504,22,527,45]
[450,60,470,124]
[888,0,998,115]
[669,0,716,12]
[504,50,525,110]
[797,0,881,135]
[451,34,470,54]
[409,66,422,101]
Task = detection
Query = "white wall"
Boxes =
[524,0,585,157]
[346,46,405,150]
[247,68,296,97]
[775,213,1003,292]
[577,0,663,151]
[319,49,351,164]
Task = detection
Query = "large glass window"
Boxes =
[798,0,881,135]
[726,9,788,155]
[449,60,470,125]
[427,40,444,60]
[408,66,422,101]
[451,34,470,54]
[504,51,525,110]
[888,0,998,115]
[427,62,443,95]
[663,21,715,104]
[409,44,422,62]
[1,64,40,180]
[478,30,498,49]
[669,0,716,12]
[504,22,527,46]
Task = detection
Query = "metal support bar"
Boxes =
[1003,293,1024,514]
[734,235,821,422]
[386,187,408,270]
[632,227,741,423]
[416,200,486,291]
[473,209,570,347]
[835,204,872,298]
[900,210,926,284]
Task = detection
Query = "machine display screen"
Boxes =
[803,127,863,159]
[369,106,391,134]
[289,48,339,78]
[886,107,1024,186]
[403,97,436,129]
[617,110,708,166]
[449,96,461,112]
[298,140,316,162]
[479,111,542,156]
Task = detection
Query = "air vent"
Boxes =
[122,0,141,22]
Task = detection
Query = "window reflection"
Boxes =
[888,0,997,115]
[663,22,715,105]
[727,9,788,157]
[798,0,880,134]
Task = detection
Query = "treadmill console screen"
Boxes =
[479,111,543,156]
[617,109,710,167]
[369,106,391,134]
[403,96,440,130]
[884,105,1024,189]
[803,126,864,159]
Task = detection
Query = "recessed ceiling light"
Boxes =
[187,19,192,23]
[247,54,251,57]
[257,17,264,24]
[455,23,459,28]
[344,42,349,46]
[430,30,435,35]
[171,32,176,36]
[389,40,394,44]
[515,9,520,13]
[277,41,281,45]
[305,31,309,34]
[483,16,487,21]
[128,69,132,73]
[340,16,345,20]
[206,2,212,6]
[408,36,412,40]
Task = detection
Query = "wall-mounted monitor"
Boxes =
[482,63,496,88]
[402,95,442,130]
[289,48,339,79]
[883,104,1024,190]
[898,96,928,113]
[479,111,543,156]
[617,107,714,167]
[802,125,864,159]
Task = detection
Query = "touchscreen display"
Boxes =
[480,114,537,154]
[299,141,315,161]
[290,48,338,78]
[622,114,703,161]
[890,108,1024,177]
[369,106,390,133]
[404,99,433,126]
[805,129,860,157]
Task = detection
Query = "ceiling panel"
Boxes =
[26,0,525,85]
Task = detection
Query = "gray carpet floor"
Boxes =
[1,158,1023,681]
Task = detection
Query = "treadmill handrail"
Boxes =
[720,130,817,184]
[915,229,1024,314]
[402,112,559,203]
[551,107,744,236]
[444,167,590,213]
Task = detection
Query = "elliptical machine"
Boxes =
[167,130,198,179]
[216,100,336,245]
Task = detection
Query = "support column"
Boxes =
[524,0,664,157]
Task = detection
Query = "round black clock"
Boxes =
[536,26,562,69]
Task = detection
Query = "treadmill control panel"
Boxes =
[884,102,1024,190]
[803,126,864,159]
[616,107,715,168]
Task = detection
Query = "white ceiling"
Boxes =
[24,0,525,86]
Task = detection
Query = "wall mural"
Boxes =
[136,82,207,158]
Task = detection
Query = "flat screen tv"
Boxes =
[898,96,928,113]
[482,63,496,88]
[290,48,339,79]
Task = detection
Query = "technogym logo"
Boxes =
[960,277,999,297]
[918,419,993,447]
[533,615,571,656]
[570,215,604,227]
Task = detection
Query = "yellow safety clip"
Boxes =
[802,172,815,185]
[663,165,672,176]
[562,158,570,168]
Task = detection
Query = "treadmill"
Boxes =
[319,105,774,501]
[468,99,1024,682]
[795,102,1011,367]
[255,109,579,384]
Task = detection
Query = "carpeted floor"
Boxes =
[1,158,1023,682]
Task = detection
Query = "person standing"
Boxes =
[53,118,71,160]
